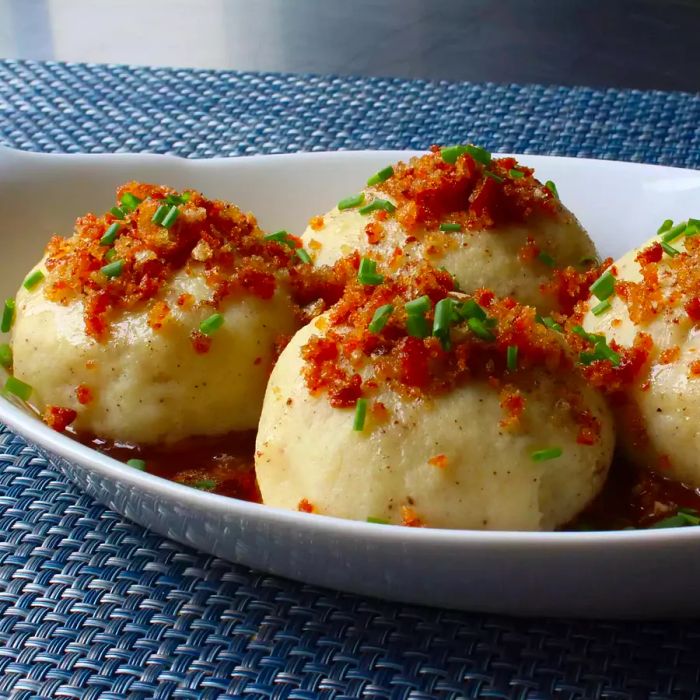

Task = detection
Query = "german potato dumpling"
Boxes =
[582,228,700,487]
[256,263,614,530]
[10,182,306,444]
[302,146,598,313]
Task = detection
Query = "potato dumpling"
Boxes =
[302,146,598,313]
[582,226,700,487]
[256,262,613,530]
[10,182,306,444]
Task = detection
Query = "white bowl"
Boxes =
[1,145,700,618]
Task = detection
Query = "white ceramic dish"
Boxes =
[2,145,700,619]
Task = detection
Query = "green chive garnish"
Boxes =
[509,169,524,179]
[127,458,146,470]
[580,343,621,367]
[545,180,559,198]
[101,260,124,278]
[657,219,673,234]
[531,447,562,462]
[192,479,216,491]
[367,516,388,524]
[589,270,615,301]
[151,204,169,226]
[22,269,45,291]
[484,171,504,183]
[406,314,430,338]
[165,193,190,206]
[264,230,295,248]
[100,222,121,246]
[4,375,32,401]
[120,193,142,212]
[467,317,495,341]
[538,252,555,267]
[200,313,225,335]
[506,345,518,371]
[686,223,699,237]
[661,241,680,257]
[538,315,563,333]
[161,205,179,229]
[433,298,455,350]
[405,296,431,316]
[0,343,12,368]
[353,398,368,431]
[464,144,492,165]
[338,193,365,210]
[366,166,394,187]
[650,509,700,528]
[105,248,117,262]
[296,248,312,264]
[660,222,686,243]
[459,299,487,321]
[591,300,611,316]
[440,144,491,166]
[358,258,384,285]
[110,206,125,219]
[358,198,396,216]
[1,299,15,333]
[439,222,462,232]
[368,304,394,334]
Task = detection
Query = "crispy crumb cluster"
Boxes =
[43,182,312,341]
[376,146,560,232]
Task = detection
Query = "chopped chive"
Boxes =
[537,252,556,267]
[467,317,495,341]
[506,345,518,371]
[0,343,12,368]
[358,198,396,216]
[264,230,296,249]
[120,192,142,212]
[151,204,169,226]
[368,304,394,334]
[105,248,117,262]
[200,313,225,335]
[538,315,563,333]
[657,219,673,234]
[367,516,388,524]
[686,223,699,237]
[1,299,15,333]
[531,447,562,462]
[161,205,179,229]
[357,258,384,285]
[22,269,45,291]
[580,344,621,367]
[571,324,599,343]
[589,270,615,301]
[101,260,124,278]
[433,298,455,350]
[405,295,431,316]
[338,193,365,210]
[366,165,394,187]
[459,299,487,321]
[296,248,312,264]
[591,300,611,316]
[110,206,125,219]
[509,168,525,179]
[660,222,686,243]
[439,222,462,232]
[484,170,504,183]
[126,458,146,470]
[100,222,121,246]
[353,398,368,431]
[649,514,690,529]
[191,479,216,491]
[544,180,559,198]
[464,144,492,166]
[4,375,32,401]
[406,314,430,338]
[661,241,680,257]
[165,193,190,206]
[441,144,491,165]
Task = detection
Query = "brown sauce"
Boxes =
[76,428,700,530]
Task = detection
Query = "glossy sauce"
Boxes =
[80,429,700,530]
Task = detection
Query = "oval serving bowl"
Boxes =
[1,145,700,618]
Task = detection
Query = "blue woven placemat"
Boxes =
[1,59,700,700]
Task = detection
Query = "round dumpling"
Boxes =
[581,225,700,487]
[256,262,613,530]
[10,182,306,444]
[302,145,598,313]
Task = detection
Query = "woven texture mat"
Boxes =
[1,59,700,700]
